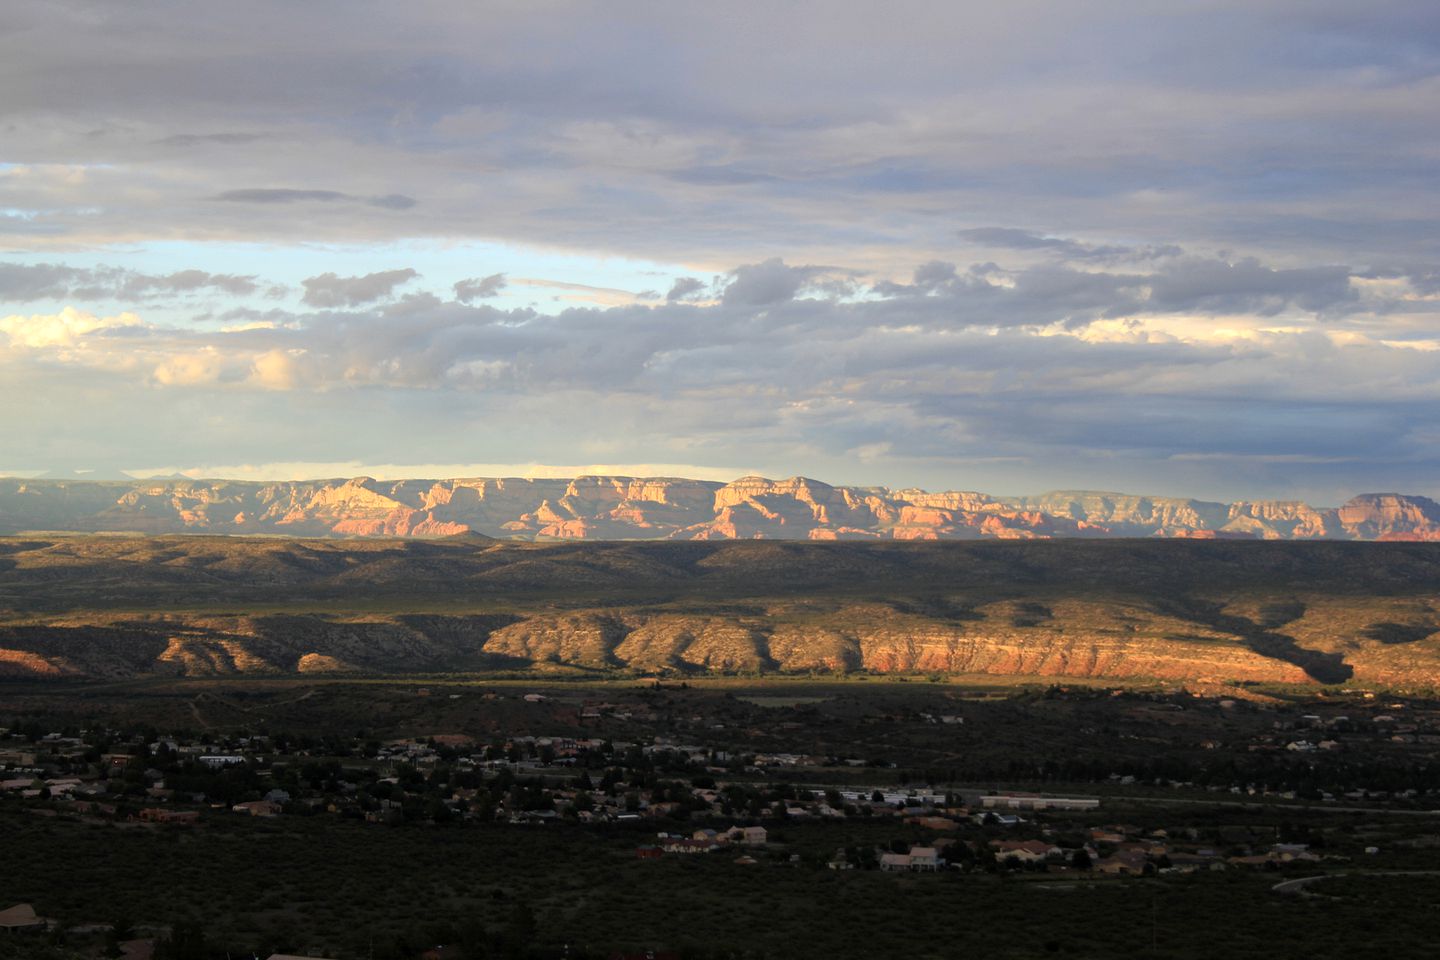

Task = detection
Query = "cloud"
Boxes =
[301,269,418,308]
[958,227,1182,262]
[912,261,958,289]
[0,2,1435,278]
[2,254,1439,502]
[212,189,417,209]
[718,258,859,307]
[722,259,807,306]
[0,262,262,301]
[1147,257,1357,316]
[154,133,266,147]
[132,459,751,483]
[0,306,143,349]
[153,349,222,386]
[3,0,1439,500]
[666,276,707,302]
[454,273,506,302]
[249,349,306,390]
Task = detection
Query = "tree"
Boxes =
[158,922,208,960]
[105,915,136,958]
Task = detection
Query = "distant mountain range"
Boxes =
[1,475,1439,541]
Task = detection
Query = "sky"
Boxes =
[2,0,1439,503]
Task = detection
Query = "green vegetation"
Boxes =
[6,796,1440,959]
[6,677,1440,958]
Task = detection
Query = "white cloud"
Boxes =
[0,306,143,349]
[153,348,223,386]
[249,349,306,390]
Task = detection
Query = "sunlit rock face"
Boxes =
[4,476,1440,542]
[1336,494,1440,541]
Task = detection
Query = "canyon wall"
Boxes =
[2,476,1440,541]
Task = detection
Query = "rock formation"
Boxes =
[2,475,1439,542]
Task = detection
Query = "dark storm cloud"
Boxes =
[301,269,419,308]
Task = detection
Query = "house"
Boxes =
[879,853,912,871]
[138,808,199,824]
[70,800,118,817]
[661,838,717,855]
[199,756,245,768]
[982,794,1099,812]
[232,800,281,817]
[0,904,47,934]
[1272,843,1318,862]
[725,825,767,846]
[991,840,1060,864]
[908,847,941,871]
[1164,852,1225,873]
[1095,850,1150,875]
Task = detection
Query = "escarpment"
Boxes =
[5,476,1440,541]
[2,536,1438,687]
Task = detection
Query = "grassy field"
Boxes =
[4,799,1440,960]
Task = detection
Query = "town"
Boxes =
[7,681,1440,958]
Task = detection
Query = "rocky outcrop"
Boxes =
[1,536,1439,686]
[3,598,1423,685]
[3,476,1440,542]
[1221,501,1334,539]
[1336,493,1440,541]
[1003,491,1233,535]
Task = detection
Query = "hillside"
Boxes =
[2,476,1439,541]
[1,536,1438,687]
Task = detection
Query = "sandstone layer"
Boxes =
[1,535,1438,688]
[3,476,1440,542]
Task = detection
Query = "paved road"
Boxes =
[1112,794,1440,818]
[1273,870,1440,896]
[786,784,1440,817]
